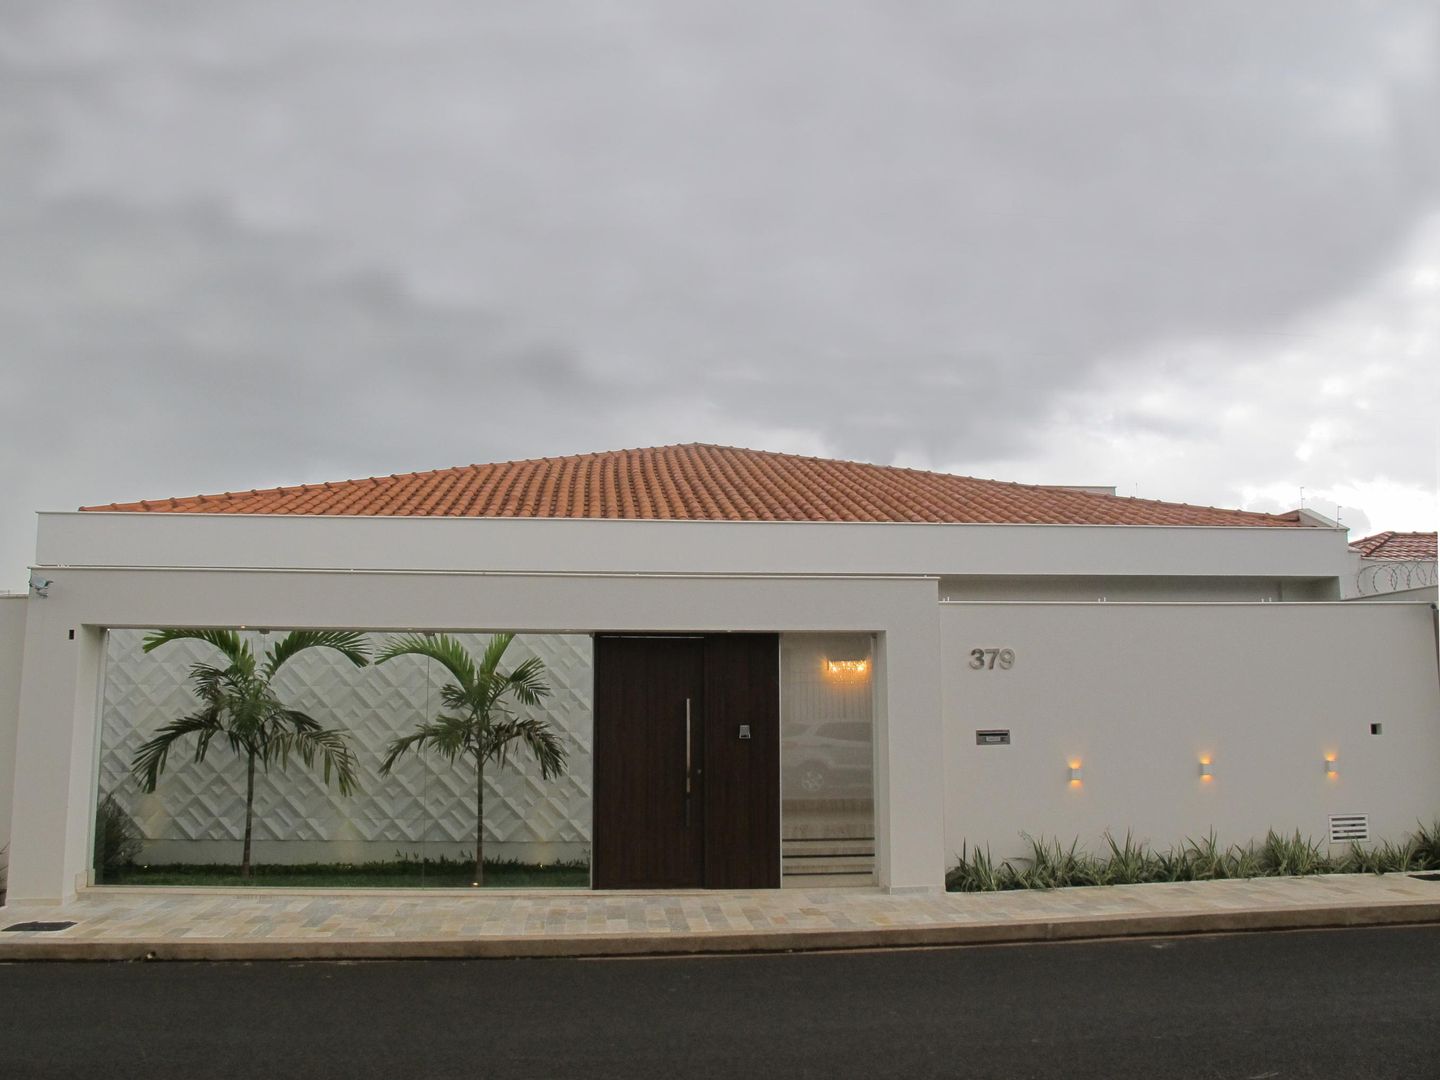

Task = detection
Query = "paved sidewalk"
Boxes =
[2,873,1438,960]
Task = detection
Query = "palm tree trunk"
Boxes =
[242,749,256,880]
[474,757,485,886]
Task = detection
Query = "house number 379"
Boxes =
[969,648,1016,670]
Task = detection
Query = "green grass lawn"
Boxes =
[102,857,590,889]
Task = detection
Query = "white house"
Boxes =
[3,444,1437,905]
[1343,531,1438,602]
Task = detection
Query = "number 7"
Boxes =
[984,649,999,669]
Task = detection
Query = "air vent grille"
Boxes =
[1328,814,1369,843]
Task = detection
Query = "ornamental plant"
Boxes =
[131,629,367,878]
[377,633,566,886]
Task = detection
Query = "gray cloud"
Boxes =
[2,1,1436,586]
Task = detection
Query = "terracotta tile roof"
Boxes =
[1349,531,1438,560]
[80,444,1307,527]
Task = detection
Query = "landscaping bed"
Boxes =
[101,855,590,889]
[948,823,1440,892]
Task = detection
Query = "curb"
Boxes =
[4,900,1440,962]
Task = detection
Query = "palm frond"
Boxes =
[144,629,253,672]
[487,716,568,780]
[268,723,360,795]
[223,727,251,758]
[376,634,477,691]
[263,630,370,678]
[256,708,322,767]
[477,633,516,679]
[131,712,225,793]
[276,708,323,733]
[499,656,551,708]
[192,720,225,762]
[186,663,233,705]
[439,682,477,713]
[379,715,475,773]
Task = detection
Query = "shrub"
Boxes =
[94,792,144,878]
[1413,820,1440,871]
[1151,846,1195,883]
[1365,838,1420,874]
[1101,831,1149,885]
[947,822,1440,892]
[1015,834,1103,889]
[1258,830,1332,876]
[946,843,1009,892]
[1183,831,1231,880]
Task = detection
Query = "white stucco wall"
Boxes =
[36,511,1351,581]
[4,510,1367,903]
[941,601,1440,863]
[0,595,26,886]
[940,575,1340,602]
[6,564,945,902]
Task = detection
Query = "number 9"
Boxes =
[998,649,1015,669]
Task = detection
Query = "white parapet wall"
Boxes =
[941,601,1440,865]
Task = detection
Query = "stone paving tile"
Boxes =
[2,874,1437,951]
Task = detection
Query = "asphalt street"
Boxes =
[2,925,1436,1079]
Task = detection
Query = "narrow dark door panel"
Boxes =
[703,634,781,888]
[593,636,705,889]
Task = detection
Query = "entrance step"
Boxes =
[782,837,874,857]
[781,872,876,889]
[782,835,876,886]
[781,800,874,841]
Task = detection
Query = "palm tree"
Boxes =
[377,633,566,885]
[131,629,368,878]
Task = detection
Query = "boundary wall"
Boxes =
[0,596,26,889]
[942,601,1440,861]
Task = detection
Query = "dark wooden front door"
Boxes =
[593,636,705,888]
[593,634,779,889]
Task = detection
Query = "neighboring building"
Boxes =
[1344,531,1438,602]
[3,445,1437,905]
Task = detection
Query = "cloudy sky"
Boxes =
[2,1,1436,590]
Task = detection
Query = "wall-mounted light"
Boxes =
[1324,754,1338,778]
[1199,756,1214,781]
[825,658,869,677]
[1067,760,1083,785]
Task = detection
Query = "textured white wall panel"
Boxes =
[98,630,593,852]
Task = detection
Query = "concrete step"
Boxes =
[783,832,877,885]
[781,819,876,841]
[781,872,877,889]
[782,837,876,857]
[789,852,875,869]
